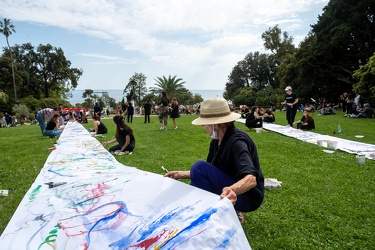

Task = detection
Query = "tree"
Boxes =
[149,75,187,99]
[0,90,8,103]
[353,52,375,105]
[123,72,148,105]
[261,25,296,63]
[307,0,375,94]
[1,43,82,100]
[224,52,277,101]
[0,18,17,101]
[99,92,117,108]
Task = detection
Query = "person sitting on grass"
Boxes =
[102,115,135,155]
[293,109,315,130]
[44,114,64,138]
[353,103,374,118]
[90,115,108,135]
[165,98,264,224]
[263,108,275,123]
[245,106,267,130]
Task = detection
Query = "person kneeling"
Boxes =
[44,114,64,138]
[102,115,135,155]
[165,98,264,224]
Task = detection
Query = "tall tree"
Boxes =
[0,18,17,101]
[123,72,147,105]
[307,0,375,94]
[353,52,375,105]
[261,25,296,63]
[224,52,276,101]
[149,75,186,99]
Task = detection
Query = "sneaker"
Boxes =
[236,211,245,224]
[174,126,177,129]
[160,126,164,130]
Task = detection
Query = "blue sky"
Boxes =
[0,0,329,91]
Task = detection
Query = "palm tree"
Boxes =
[0,18,17,101]
[150,75,186,98]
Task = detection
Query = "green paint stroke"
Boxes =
[29,185,42,203]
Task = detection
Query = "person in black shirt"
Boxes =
[102,115,135,155]
[293,110,315,130]
[281,86,299,126]
[143,100,152,123]
[91,115,108,134]
[127,102,134,123]
[165,98,264,223]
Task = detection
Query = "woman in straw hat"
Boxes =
[165,98,264,223]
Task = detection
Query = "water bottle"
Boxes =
[338,124,342,135]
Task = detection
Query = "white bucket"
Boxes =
[327,140,338,150]
[90,132,95,137]
[255,128,262,133]
[356,155,366,165]
[317,140,325,147]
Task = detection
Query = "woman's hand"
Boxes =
[220,187,237,205]
[164,171,190,180]
[102,141,108,146]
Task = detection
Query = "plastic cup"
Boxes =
[327,140,338,150]
[356,155,366,165]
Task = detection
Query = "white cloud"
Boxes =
[0,0,329,90]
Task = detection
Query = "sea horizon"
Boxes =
[68,89,224,105]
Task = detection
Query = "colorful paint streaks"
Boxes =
[0,122,250,249]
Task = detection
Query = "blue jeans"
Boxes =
[190,160,252,212]
[44,129,62,137]
[36,113,46,135]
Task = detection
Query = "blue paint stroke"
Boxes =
[137,204,195,241]
[80,201,140,247]
[161,207,218,249]
[48,169,76,177]
[215,227,237,249]
[108,203,198,249]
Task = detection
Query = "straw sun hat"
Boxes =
[192,98,241,125]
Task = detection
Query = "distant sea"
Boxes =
[67,89,224,105]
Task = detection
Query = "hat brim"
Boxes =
[192,112,241,125]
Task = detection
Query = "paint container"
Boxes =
[90,132,95,137]
[255,128,262,133]
[317,140,325,146]
[356,155,366,165]
[327,140,338,150]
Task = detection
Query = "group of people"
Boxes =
[1,112,16,127]
[36,107,65,138]
[244,106,275,130]
[157,91,180,130]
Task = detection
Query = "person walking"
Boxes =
[94,102,102,117]
[127,102,134,123]
[144,100,152,123]
[281,86,298,126]
[170,97,180,129]
[158,91,170,130]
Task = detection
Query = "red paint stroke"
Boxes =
[128,229,168,249]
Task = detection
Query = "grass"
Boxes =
[0,110,374,249]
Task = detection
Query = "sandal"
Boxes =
[236,211,245,224]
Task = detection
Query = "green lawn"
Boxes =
[0,110,374,249]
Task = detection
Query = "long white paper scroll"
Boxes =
[237,119,375,160]
[0,122,251,250]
